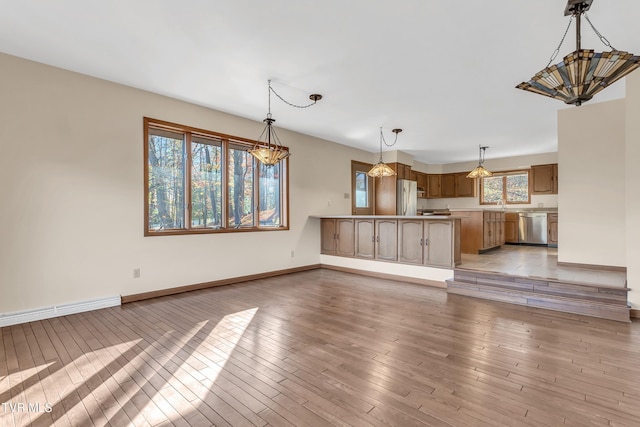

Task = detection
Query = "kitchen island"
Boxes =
[314,216,461,284]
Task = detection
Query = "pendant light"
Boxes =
[517,0,640,106]
[467,145,492,178]
[367,127,402,178]
[249,80,322,166]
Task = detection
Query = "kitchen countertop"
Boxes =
[446,208,558,213]
[311,215,464,220]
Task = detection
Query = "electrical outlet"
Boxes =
[133,268,141,278]
[291,250,295,258]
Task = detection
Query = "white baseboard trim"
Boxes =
[0,296,121,328]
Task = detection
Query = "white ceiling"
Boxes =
[1,0,639,164]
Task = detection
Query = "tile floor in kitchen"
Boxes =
[458,244,627,288]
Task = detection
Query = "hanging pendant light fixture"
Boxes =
[367,127,402,178]
[517,0,640,106]
[467,145,492,178]
[249,80,322,166]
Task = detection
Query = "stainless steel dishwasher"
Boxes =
[518,212,548,244]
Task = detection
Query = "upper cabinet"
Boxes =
[425,173,477,199]
[531,163,558,194]
[454,172,476,198]
[441,174,456,198]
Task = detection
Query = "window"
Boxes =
[480,170,530,205]
[145,118,288,235]
[351,161,373,214]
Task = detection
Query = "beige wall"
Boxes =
[421,152,559,210]
[0,53,372,314]
[557,99,627,268]
[626,73,640,308]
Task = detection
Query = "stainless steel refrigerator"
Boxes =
[396,179,417,216]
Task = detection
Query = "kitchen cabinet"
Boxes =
[441,174,456,198]
[394,163,412,180]
[398,220,424,264]
[355,219,375,258]
[426,173,476,198]
[505,212,519,243]
[398,219,459,268]
[319,216,461,269]
[424,220,459,268]
[531,163,558,194]
[374,174,397,215]
[320,218,355,256]
[427,174,441,198]
[483,211,505,249]
[454,172,477,197]
[548,213,558,247]
[375,219,398,261]
[457,210,505,254]
[416,172,428,193]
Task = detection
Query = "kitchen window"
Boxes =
[145,117,288,235]
[480,170,530,205]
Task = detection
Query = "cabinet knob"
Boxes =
[425,238,429,246]
[420,238,424,246]
[376,236,380,243]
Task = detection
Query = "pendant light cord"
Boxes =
[268,80,320,109]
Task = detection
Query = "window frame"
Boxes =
[479,169,531,205]
[351,160,374,215]
[144,117,289,236]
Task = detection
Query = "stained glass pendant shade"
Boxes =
[467,145,492,179]
[367,128,402,178]
[517,0,640,106]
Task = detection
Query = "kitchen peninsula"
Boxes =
[315,215,461,269]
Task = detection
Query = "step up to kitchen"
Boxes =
[446,268,630,322]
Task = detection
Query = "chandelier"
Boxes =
[467,145,492,179]
[516,0,640,106]
[249,80,322,166]
[367,127,403,178]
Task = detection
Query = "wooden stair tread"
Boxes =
[446,269,630,323]
[454,266,629,290]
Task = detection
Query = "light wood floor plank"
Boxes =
[1,269,640,426]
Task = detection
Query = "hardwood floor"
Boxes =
[2,269,640,426]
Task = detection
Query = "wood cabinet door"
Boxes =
[355,219,375,258]
[441,174,456,198]
[374,175,397,215]
[482,212,495,249]
[455,173,476,197]
[548,213,559,246]
[427,174,441,198]
[505,212,518,243]
[416,172,427,192]
[398,220,424,264]
[531,164,558,194]
[375,219,398,261]
[321,219,336,254]
[424,221,453,268]
[336,219,355,256]
[496,214,505,245]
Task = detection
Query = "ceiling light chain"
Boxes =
[248,80,322,166]
[583,13,613,48]
[380,127,400,148]
[268,80,322,109]
[547,17,573,67]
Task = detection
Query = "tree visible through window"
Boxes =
[145,118,289,235]
[480,171,530,204]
